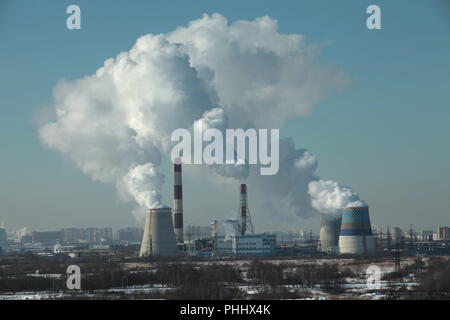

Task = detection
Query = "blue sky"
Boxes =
[0,0,449,232]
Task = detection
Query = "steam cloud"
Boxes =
[308,180,367,215]
[38,13,364,221]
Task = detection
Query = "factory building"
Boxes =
[318,214,341,254]
[232,233,276,256]
[338,206,375,255]
[437,227,450,240]
[185,225,210,240]
[211,219,276,257]
[420,230,434,242]
[211,219,239,256]
[139,207,180,257]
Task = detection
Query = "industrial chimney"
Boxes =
[139,207,179,257]
[173,159,184,243]
[240,184,248,236]
[338,206,375,255]
[318,214,342,254]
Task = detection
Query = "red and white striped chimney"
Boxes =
[173,159,184,243]
[240,184,248,236]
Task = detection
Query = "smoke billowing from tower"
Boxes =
[318,214,342,254]
[173,159,184,243]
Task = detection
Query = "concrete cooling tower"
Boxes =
[139,207,180,257]
[338,206,376,255]
[318,214,342,254]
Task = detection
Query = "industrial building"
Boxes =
[437,227,450,240]
[232,233,276,256]
[211,220,276,257]
[338,205,375,255]
[211,219,239,256]
[420,230,434,242]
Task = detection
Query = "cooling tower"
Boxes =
[338,206,376,255]
[139,207,180,257]
[173,160,184,243]
[318,214,342,254]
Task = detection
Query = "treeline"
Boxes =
[247,260,352,292]
[416,257,450,298]
[0,259,354,298]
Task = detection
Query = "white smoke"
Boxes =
[122,163,165,209]
[308,180,367,214]
[39,13,359,221]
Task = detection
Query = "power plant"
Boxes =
[137,160,379,258]
[139,207,179,257]
[318,214,341,254]
[173,159,184,243]
[338,206,376,255]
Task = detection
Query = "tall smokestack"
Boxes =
[173,159,184,243]
[240,184,248,236]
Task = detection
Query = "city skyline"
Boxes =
[0,0,449,233]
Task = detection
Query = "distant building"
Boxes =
[0,228,7,244]
[32,231,61,244]
[437,227,450,240]
[117,227,142,242]
[421,230,434,241]
[20,234,32,244]
[392,227,403,245]
[211,219,239,256]
[232,233,276,256]
[85,227,113,242]
[61,227,113,243]
[61,228,86,243]
[185,225,210,241]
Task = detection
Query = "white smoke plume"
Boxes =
[122,163,165,209]
[308,180,367,214]
[39,13,360,221]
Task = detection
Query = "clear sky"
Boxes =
[0,0,449,233]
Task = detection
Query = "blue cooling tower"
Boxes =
[338,206,375,255]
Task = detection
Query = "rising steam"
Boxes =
[39,13,363,221]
